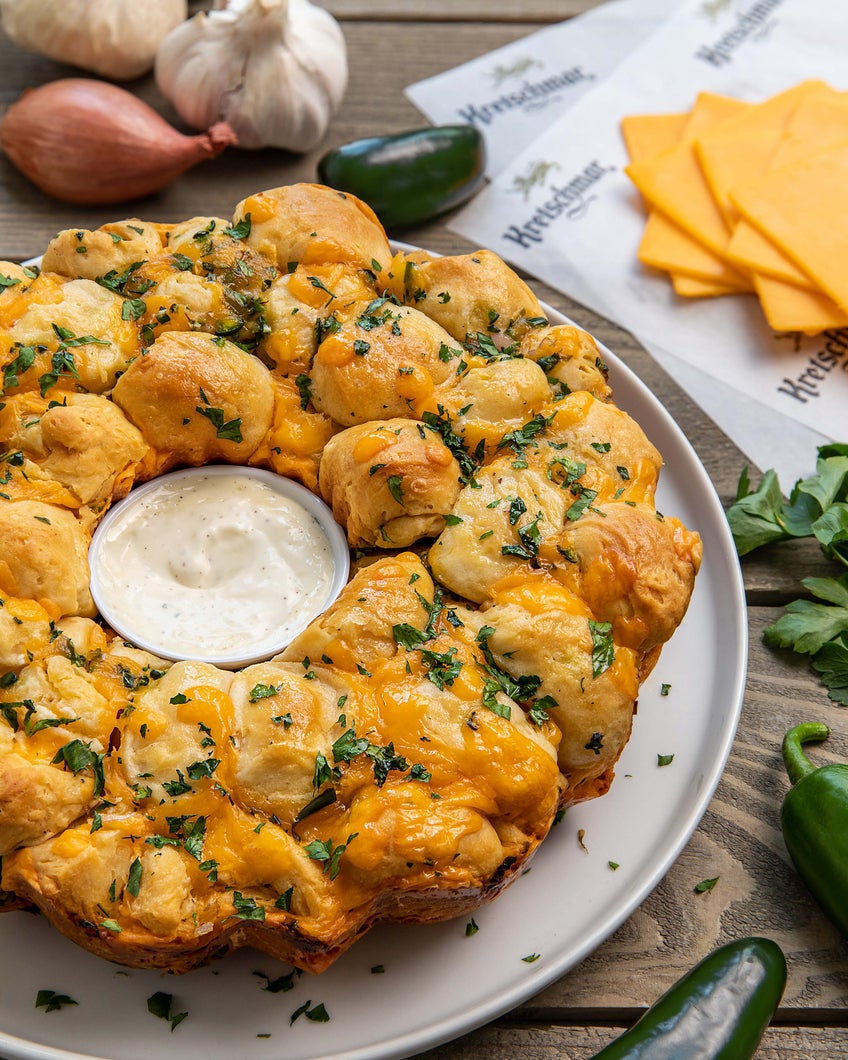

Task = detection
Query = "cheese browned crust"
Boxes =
[0,184,701,974]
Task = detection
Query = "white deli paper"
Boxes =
[404,0,671,177]
[449,0,847,484]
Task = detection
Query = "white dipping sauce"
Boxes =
[90,469,341,665]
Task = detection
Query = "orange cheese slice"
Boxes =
[694,80,830,227]
[622,103,750,290]
[671,274,742,298]
[625,92,751,262]
[731,139,848,315]
[726,90,848,289]
[752,273,848,333]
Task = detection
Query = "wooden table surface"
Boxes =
[1,2,847,1057]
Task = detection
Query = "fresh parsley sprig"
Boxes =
[726,443,848,705]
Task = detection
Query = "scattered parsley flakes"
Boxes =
[147,991,188,1031]
[35,989,78,1013]
[694,876,720,894]
[465,918,479,937]
[588,619,614,677]
[522,953,541,963]
[657,753,675,767]
[660,683,671,696]
[290,999,330,1025]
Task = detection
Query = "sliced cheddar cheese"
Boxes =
[731,140,848,315]
[622,100,750,290]
[694,80,830,226]
[625,92,750,261]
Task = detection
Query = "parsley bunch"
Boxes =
[726,443,848,704]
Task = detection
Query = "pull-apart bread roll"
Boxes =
[0,183,700,975]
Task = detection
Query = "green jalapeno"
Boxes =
[589,937,786,1059]
[317,125,486,231]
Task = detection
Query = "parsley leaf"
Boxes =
[35,989,78,1012]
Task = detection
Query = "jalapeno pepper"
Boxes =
[782,721,848,937]
[317,125,486,231]
[589,937,786,1059]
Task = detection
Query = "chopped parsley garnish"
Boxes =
[584,731,604,755]
[126,857,143,897]
[249,682,282,702]
[51,739,104,796]
[465,918,479,937]
[386,474,404,506]
[295,373,313,410]
[303,834,358,880]
[230,891,265,921]
[588,620,614,677]
[501,511,543,561]
[223,214,251,240]
[254,968,299,993]
[3,344,36,390]
[290,1000,330,1024]
[35,989,78,1012]
[657,753,675,767]
[147,991,188,1031]
[694,876,719,893]
[196,389,243,442]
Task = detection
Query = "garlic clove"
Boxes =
[0,79,237,206]
[155,0,348,153]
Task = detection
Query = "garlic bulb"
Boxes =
[155,0,348,152]
[0,0,187,81]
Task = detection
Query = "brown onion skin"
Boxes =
[0,78,237,205]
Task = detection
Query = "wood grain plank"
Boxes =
[411,1023,848,1059]
[317,0,604,21]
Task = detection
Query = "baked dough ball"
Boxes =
[319,418,462,547]
[235,183,393,274]
[520,324,612,401]
[0,500,94,617]
[554,502,702,657]
[481,575,640,803]
[281,552,436,671]
[428,357,552,455]
[230,662,343,827]
[401,249,543,341]
[133,222,278,348]
[0,274,140,394]
[0,392,148,510]
[112,331,274,469]
[429,455,569,604]
[163,216,231,254]
[120,661,234,804]
[261,262,378,375]
[530,391,663,505]
[311,302,460,424]
[0,596,52,670]
[41,220,165,280]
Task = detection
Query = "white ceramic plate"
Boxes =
[0,300,747,1060]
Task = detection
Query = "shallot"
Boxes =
[0,78,237,205]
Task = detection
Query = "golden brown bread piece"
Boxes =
[310,302,460,424]
[319,418,461,547]
[398,249,544,341]
[0,500,94,618]
[0,182,700,976]
[41,220,165,280]
[112,330,275,470]
[234,183,393,274]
